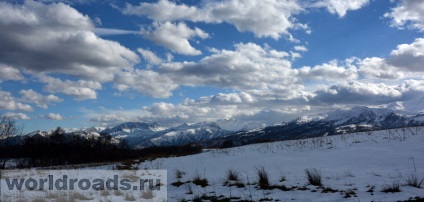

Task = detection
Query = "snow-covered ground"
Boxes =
[3,127,423,201]
[133,127,424,201]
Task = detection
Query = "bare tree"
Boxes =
[0,114,23,168]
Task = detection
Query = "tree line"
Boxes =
[0,115,202,168]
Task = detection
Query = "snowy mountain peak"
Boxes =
[379,96,424,113]
[213,119,266,132]
[101,122,163,137]
[296,106,396,125]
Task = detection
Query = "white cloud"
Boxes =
[0,90,33,111]
[89,89,313,126]
[114,70,178,98]
[158,43,300,98]
[185,92,256,106]
[297,59,358,82]
[311,80,424,105]
[317,38,424,81]
[0,1,139,82]
[0,64,24,81]
[141,22,208,55]
[311,0,370,17]
[137,48,163,65]
[19,89,63,109]
[114,43,305,100]
[233,107,311,124]
[123,0,198,22]
[384,0,424,31]
[358,57,403,79]
[209,92,256,105]
[387,38,424,71]
[354,38,424,79]
[89,78,424,126]
[268,50,290,58]
[123,0,306,40]
[397,79,424,99]
[84,36,424,127]
[166,53,174,62]
[89,91,258,126]
[298,65,354,82]
[3,112,30,120]
[45,113,63,120]
[39,75,102,100]
[138,102,239,125]
[294,45,308,52]
[94,28,138,36]
[290,51,302,60]
[90,113,130,124]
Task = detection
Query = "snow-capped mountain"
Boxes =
[377,96,424,113]
[101,122,163,137]
[209,105,424,146]
[149,122,231,146]
[5,97,424,149]
[142,119,266,147]
[214,119,266,132]
[92,119,266,148]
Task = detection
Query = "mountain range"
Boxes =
[7,97,424,148]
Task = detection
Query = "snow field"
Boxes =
[135,127,424,201]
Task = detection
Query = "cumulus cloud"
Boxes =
[311,80,424,105]
[0,90,33,111]
[47,35,424,126]
[0,64,24,81]
[3,112,30,120]
[137,48,163,65]
[90,91,260,126]
[39,75,102,100]
[89,89,313,126]
[19,89,63,109]
[297,59,358,82]
[354,38,424,79]
[141,22,208,55]
[45,113,63,120]
[90,77,424,126]
[289,51,302,60]
[183,92,256,106]
[123,0,307,40]
[209,92,256,105]
[294,45,308,52]
[358,57,403,79]
[233,107,312,124]
[311,0,369,17]
[114,69,178,98]
[384,0,424,31]
[138,102,240,126]
[387,38,424,72]
[90,113,131,124]
[113,43,305,100]
[397,79,424,99]
[158,43,302,99]
[0,1,139,82]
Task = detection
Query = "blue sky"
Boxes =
[1,0,424,133]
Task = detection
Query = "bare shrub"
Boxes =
[226,169,240,182]
[256,167,270,188]
[381,182,401,193]
[192,172,209,187]
[305,168,322,186]
[405,173,424,188]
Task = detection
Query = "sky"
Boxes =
[0,0,424,133]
